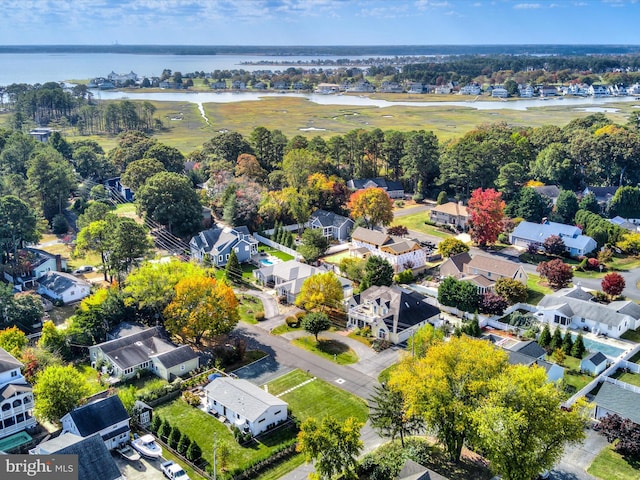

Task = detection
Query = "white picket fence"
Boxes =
[253,233,300,260]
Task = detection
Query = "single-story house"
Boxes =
[347,178,404,198]
[532,185,561,205]
[609,216,640,232]
[308,209,354,242]
[253,260,352,304]
[106,321,147,341]
[593,382,640,425]
[37,271,91,304]
[582,186,618,207]
[88,327,199,381]
[0,348,36,440]
[439,252,527,292]
[396,459,449,480]
[580,351,608,376]
[505,350,565,383]
[30,433,125,480]
[347,285,441,344]
[61,395,130,450]
[429,202,469,229]
[509,220,597,256]
[351,227,427,274]
[535,285,640,340]
[205,377,288,436]
[190,225,258,267]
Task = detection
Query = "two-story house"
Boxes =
[0,348,36,440]
[190,226,258,266]
[346,178,404,199]
[3,247,67,289]
[61,395,130,450]
[347,285,440,344]
[351,227,426,274]
[429,202,469,230]
[439,252,528,293]
[307,209,354,242]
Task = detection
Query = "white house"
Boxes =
[580,351,608,376]
[536,285,640,340]
[588,85,610,97]
[491,86,508,98]
[429,202,469,229]
[459,83,481,95]
[509,220,597,256]
[347,285,441,344]
[3,247,66,289]
[253,260,353,304]
[36,271,91,304]
[518,84,535,97]
[205,377,288,436]
[88,327,199,381]
[351,227,427,274]
[0,348,36,440]
[61,395,130,450]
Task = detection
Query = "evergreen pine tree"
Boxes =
[561,332,574,355]
[177,434,191,455]
[571,332,586,359]
[158,419,171,441]
[225,250,242,283]
[549,327,563,352]
[538,323,551,349]
[168,426,181,450]
[150,414,162,433]
[186,441,202,462]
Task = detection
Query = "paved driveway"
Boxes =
[550,427,608,480]
[113,454,165,480]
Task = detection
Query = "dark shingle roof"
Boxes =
[514,341,546,359]
[310,209,353,228]
[56,433,123,480]
[595,382,640,424]
[446,252,471,274]
[66,395,129,437]
[96,327,175,370]
[0,347,23,373]
[583,351,607,367]
[396,459,449,480]
[152,345,198,369]
[507,350,537,366]
[37,271,89,294]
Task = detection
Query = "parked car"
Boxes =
[161,460,189,480]
[74,265,94,274]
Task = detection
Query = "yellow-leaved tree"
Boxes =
[163,277,239,345]
[295,272,344,313]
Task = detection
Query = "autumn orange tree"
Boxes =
[163,277,239,345]
[347,187,394,228]
[467,187,506,248]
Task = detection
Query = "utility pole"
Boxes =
[213,432,217,480]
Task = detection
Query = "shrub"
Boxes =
[254,311,265,321]
[158,419,171,441]
[177,434,191,455]
[52,214,69,235]
[150,414,162,433]
[182,390,201,407]
[394,200,405,208]
[394,269,414,284]
[186,441,202,462]
[295,311,307,320]
[412,192,424,203]
[587,258,600,270]
[285,316,299,328]
[168,426,182,449]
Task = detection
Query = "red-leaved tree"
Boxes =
[467,188,505,248]
[601,272,626,299]
[536,258,573,289]
[479,292,508,316]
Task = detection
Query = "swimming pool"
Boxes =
[260,259,274,266]
[571,334,625,358]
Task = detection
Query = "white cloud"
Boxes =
[513,3,542,8]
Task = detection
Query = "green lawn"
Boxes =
[611,370,640,387]
[621,328,640,343]
[391,213,453,239]
[238,294,264,324]
[322,250,351,265]
[587,445,640,480]
[258,245,295,261]
[267,369,369,424]
[75,364,107,396]
[526,274,554,305]
[292,335,359,365]
[628,350,640,364]
[347,331,373,347]
[270,323,302,335]
[378,363,399,384]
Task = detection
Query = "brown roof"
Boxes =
[445,252,471,274]
[351,227,390,246]
[465,254,522,278]
[462,274,494,288]
[431,202,468,218]
[381,240,421,255]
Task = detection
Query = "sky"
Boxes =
[2,0,640,46]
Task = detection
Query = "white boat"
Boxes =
[131,434,162,459]
[117,444,141,462]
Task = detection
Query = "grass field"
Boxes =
[391,213,453,239]
[292,335,359,365]
[611,370,640,387]
[587,445,640,480]
[526,274,554,305]
[238,294,264,324]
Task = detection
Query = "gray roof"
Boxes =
[204,377,287,423]
[65,395,129,438]
[537,286,640,328]
[510,221,583,242]
[56,433,123,480]
[445,252,472,274]
[351,286,440,335]
[152,345,198,369]
[595,382,640,424]
[190,226,257,254]
[256,260,352,296]
[107,321,147,340]
[396,459,448,480]
[348,177,404,192]
[582,351,607,367]
[513,341,546,359]
[532,185,561,199]
[94,327,176,370]
[0,382,32,401]
[351,227,390,246]
[563,285,594,301]
[310,209,353,228]
[507,350,537,366]
[37,271,90,294]
[0,347,22,373]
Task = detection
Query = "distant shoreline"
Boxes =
[3,44,640,56]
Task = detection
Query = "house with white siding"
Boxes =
[429,202,469,229]
[205,377,288,436]
[0,348,36,440]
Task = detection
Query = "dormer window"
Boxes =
[10,370,17,378]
